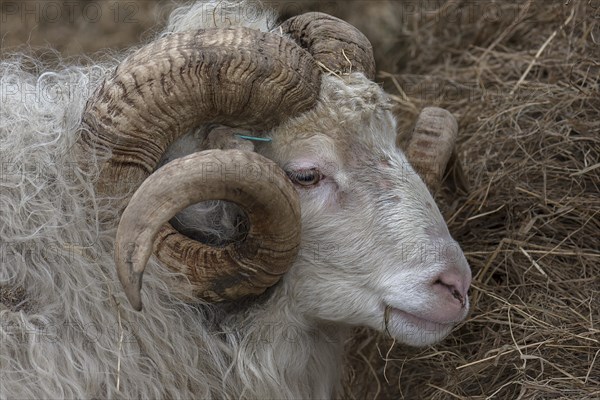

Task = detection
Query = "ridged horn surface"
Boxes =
[279,12,376,79]
[405,107,459,191]
[78,28,321,308]
[116,150,301,311]
[80,27,321,199]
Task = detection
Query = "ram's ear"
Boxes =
[400,107,468,193]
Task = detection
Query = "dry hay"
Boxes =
[0,0,175,58]
[1,0,598,399]
[344,1,599,399]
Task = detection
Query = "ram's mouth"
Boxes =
[383,304,457,335]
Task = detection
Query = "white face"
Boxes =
[165,73,471,346]
[275,136,472,347]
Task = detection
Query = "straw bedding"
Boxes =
[344,1,599,398]
[1,1,598,398]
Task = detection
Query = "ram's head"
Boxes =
[80,13,470,346]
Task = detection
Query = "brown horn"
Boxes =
[79,27,320,200]
[404,107,459,191]
[79,28,321,309]
[116,150,300,311]
[278,12,376,79]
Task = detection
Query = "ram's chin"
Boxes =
[383,307,456,347]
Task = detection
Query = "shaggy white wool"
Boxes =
[0,3,345,398]
[0,58,342,400]
[164,0,277,33]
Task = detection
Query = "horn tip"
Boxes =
[120,267,144,311]
[125,282,143,311]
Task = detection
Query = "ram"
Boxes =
[0,1,471,398]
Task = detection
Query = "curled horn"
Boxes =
[404,107,459,191]
[278,12,376,79]
[79,28,321,310]
[116,150,300,311]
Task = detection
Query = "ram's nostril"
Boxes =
[450,287,465,307]
[435,280,466,307]
[434,269,471,308]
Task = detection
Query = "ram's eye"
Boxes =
[287,168,322,186]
